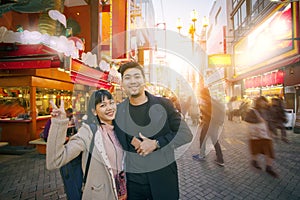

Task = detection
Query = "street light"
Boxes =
[176,10,209,99]
[176,10,208,41]
[176,10,209,52]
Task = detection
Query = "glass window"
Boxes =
[234,12,239,30]
[251,0,259,19]
[232,0,239,8]
[36,88,72,116]
[241,1,247,25]
[0,87,30,118]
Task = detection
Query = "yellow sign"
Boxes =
[208,54,232,68]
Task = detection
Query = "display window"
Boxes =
[244,88,260,100]
[261,86,283,98]
[36,88,72,116]
[0,87,30,119]
[0,87,72,119]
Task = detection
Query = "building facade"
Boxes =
[227,0,299,114]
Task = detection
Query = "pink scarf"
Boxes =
[101,124,123,176]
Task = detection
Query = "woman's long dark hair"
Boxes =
[85,89,113,125]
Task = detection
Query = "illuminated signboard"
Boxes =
[208,54,232,68]
[234,4,296,76]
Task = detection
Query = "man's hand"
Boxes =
[136,133,157,157]
[50,100,66,119]
[131,137,141,150]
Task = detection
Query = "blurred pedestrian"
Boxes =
[192,87,225,166]
[115,61,193,200]
[189,100,200,126]
[227,97,234,121]
[232,97,242,123]
[170,95,182,113]
[181,96,191,120]
[244,96,279,178]
[269,98,289,143]
[65,108,77,137]
[46,89,126,200]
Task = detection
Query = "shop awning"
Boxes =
[0,43,61,69]
[70,59,112,89]
[70,71,112,90]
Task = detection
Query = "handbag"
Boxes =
[59,123,97,200]
[115,171,127,200]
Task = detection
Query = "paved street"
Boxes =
[0,119,300,200]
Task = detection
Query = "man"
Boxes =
[192,87,225,166]
[114,61,193,200]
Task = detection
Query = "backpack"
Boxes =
[59,123,97,200]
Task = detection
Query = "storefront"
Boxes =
[0,74,73,146]
[243,70,284,100]
[0,44,119,146]
[0,43,72,146]
[233,2,299,108]
[284,61,300,132]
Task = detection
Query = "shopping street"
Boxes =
[0,119,299,200]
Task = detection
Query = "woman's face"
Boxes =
[94,96,116,125]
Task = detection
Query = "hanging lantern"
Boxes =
[266,73,272,86]
[262,74,267,87]
[276,70,284,84]
[256,76,262,88]
[271,71,276,85]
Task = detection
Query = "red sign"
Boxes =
[0,43,61,69]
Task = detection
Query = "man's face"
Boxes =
[122,68,145,98]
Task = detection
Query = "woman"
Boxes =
[46,89,126,199]
[269,98,289,143]
[244,96,278,178]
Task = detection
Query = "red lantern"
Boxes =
[276,70,284,84]
[261,75,267,87]
[271,72,276,85]
[256,76,262,88]
[265,73,271,86]
[253,77,258,88]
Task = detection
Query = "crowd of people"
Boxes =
[44,61,291,199]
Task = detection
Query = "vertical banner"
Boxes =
[112,0,127,59]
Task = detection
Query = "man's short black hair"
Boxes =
[118,61,145,78]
